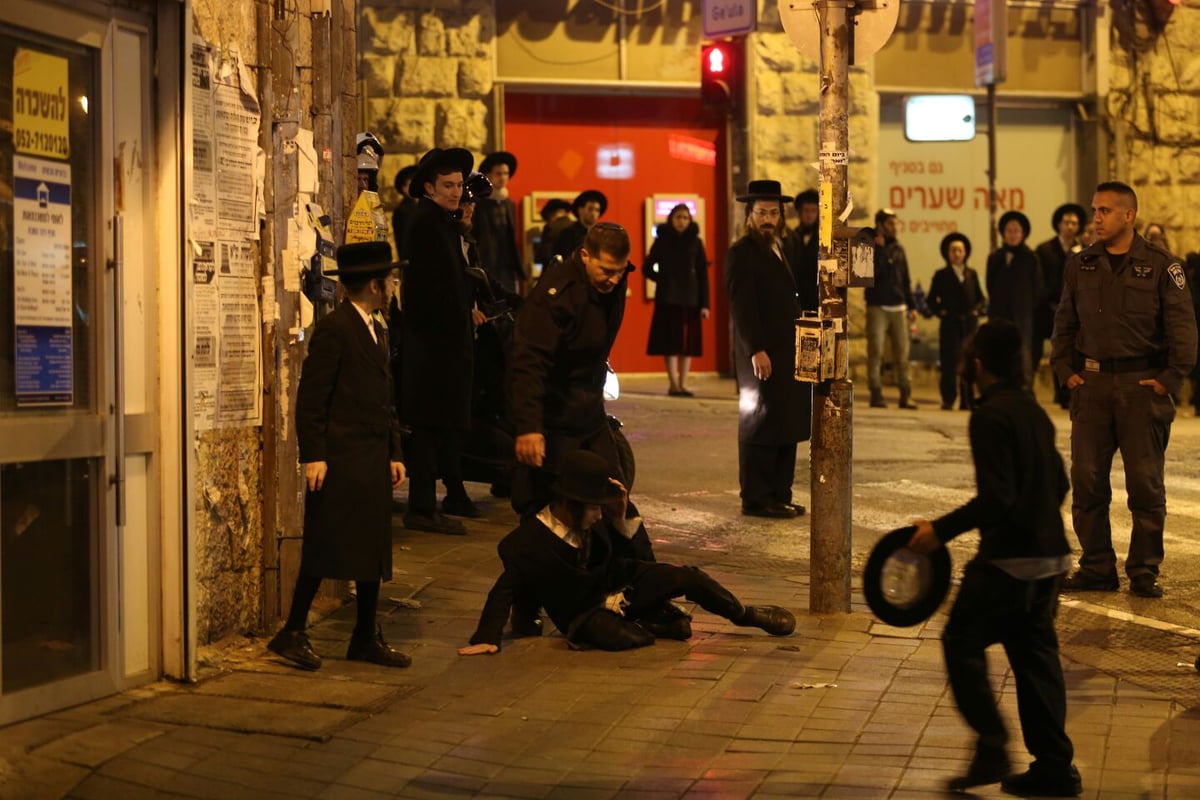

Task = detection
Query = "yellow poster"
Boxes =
[343,190,386,245]
[14,48,70,160]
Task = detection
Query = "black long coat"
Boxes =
[295,301,402,581]
[725,235,812,445]
[400,197,474,431]
[1033,237,1070,340]
[473,196,523,293]
[986,244,1043,348]
[644,221,708,308]
[928,264,986,343]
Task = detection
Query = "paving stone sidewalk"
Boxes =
[2,504,1199,799]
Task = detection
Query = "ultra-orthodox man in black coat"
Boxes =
[295,301,403,580]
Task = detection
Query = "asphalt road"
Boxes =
[610,372,1200,635]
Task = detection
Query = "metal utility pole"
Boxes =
[781,0,899,614]
[809,1,853,614]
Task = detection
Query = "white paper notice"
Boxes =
[214,70,260,240]
[216,281,262,426]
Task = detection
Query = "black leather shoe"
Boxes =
[1130,574,1164,598]
[742,502,798,519]
[783,502,806,516]
[346,624,411,668]
[267,629,322,671]
[441,494,481,518]
[510,613,544,638]
[898,398,919,409]
[946,747,1011,792]
[404,511,467,535]
[737,605,796,636]
[1060,571,1119,592]
[1000,764,1081,797]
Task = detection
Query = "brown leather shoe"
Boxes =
[346,624,411,668]
[267,629,322,671]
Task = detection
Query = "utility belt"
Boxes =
[1078,353,1165,373]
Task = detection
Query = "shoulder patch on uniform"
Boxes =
[1168,262,1186,290]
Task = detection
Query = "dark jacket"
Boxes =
[295,301,403,581]
[865,238,915,308]
[1051,235,1197,395]
[725,234,812,444]
[932,382,1070,562]
[508,254,627,436]
[537,216,574,272]
[1033,236,1072,339]
[400,197,474,430]
[468,515,628,648]
[927,264,986,338]
[783,224,821,312]
[473,196,523,293]
[986,244,1043,345]
[644,221,709,309]
[391,198,419,259]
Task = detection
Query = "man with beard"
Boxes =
[399,147,477,536]
[726,180,812,518]
[784,188,821,312]
[552,190,607,262]
[473,151,524,295]
[866,209,919,409]
[1053,181,1197,599]
[1034,204,1086,408]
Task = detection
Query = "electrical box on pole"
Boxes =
[779,0,899,614]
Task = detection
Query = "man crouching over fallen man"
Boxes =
[458,450,795,655]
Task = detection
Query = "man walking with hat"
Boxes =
[726,179,811,518]
[474,151,524,295]
[908,319,1081,797]
[457,450,796,654]
[400,147,478,534]
[553,189,608,262]
[267,241,411,671]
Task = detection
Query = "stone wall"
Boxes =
[359,0,496,233]
[1108,3,1200,257]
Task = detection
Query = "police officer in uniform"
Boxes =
[1052,181,1197,598]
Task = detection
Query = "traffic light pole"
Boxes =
[809,0,853,614]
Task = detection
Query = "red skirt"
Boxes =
[646,303,703,356]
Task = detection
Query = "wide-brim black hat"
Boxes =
[393,164,418,193]
[939,232,972,263]
[573,190,608,216]
[862,526,952,627]
[552,451,624,505]
[327,241,403,277]
[480,151,517,177]
[737,179,793,204]
[998,210,1031,239]
[540,198,573,222]
[409,147,474,199]
[793,188,819,209]
[1051,203,1088,231]
[462,172,493,204]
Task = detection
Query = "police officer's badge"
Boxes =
[1168,262,1187,290]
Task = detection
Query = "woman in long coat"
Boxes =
[645,203,709,396]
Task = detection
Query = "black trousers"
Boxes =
[938,317,976,408]
[943,561,1074,771]
[737,441,797,508]
[406,427,465,514]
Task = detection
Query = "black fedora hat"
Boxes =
[540,198,573,222]
[939,232,972,263]
[572,190,608,216]
[793,188,819,209]
[998,210,1031,239]
[552,451,624,505]
[736,179,793,204]
[462,172,493,204]
[326,241,402,278]
[393,164,418,193]
[1051,203,1088,230]
[862,526,952,627]
[480,150,517,177]
[409,147,474,199]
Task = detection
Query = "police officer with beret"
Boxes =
[1052,181,1198,598]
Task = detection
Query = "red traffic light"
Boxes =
[701,41,739,114]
